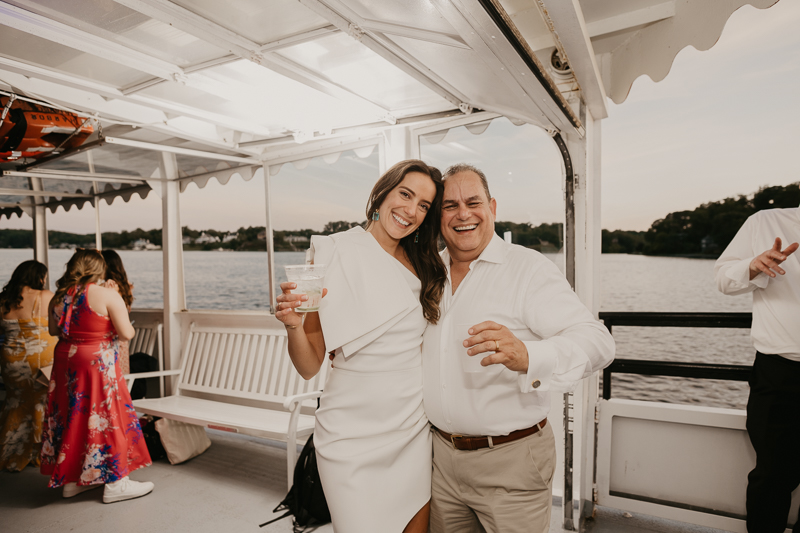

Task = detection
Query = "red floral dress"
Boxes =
[40,285,150,487]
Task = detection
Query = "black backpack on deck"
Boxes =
[129,352,160,400]
[260,433,330,532]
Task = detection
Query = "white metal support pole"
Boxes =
[381,126,414,173]
[159,152,186,392]
[565,110,603,527]
[87,151,102,250]
[263,164,277,314]
[28,176,50,289]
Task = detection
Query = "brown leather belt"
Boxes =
[434,419,547,451]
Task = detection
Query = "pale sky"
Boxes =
[2,1,798,235]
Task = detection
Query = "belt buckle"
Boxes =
[449,434,463,448]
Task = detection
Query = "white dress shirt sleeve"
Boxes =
[517,260,615,393]
[714,215,770,296]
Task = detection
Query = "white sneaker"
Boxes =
[102,477,154,503]
[62,482,102,498]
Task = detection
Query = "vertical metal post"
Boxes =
[263,164,277,314]
[159,152,186,393]
[552,131,576,530]
[564,110,604,528]
[554,132,576,291]
[563,391,575,529]
[28,176,50,289]
[580,115,603,526]
[87,151,102,250]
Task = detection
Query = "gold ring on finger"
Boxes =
[495,340,500,351]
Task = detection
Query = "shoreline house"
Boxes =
[131,238,160,251]
[194,232,220,245]
[284,235,309,245]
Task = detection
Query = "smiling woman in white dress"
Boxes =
[275,160,447,533]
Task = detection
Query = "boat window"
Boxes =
[177,147,379,311]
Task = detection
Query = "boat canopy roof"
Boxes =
[0,0,780,219]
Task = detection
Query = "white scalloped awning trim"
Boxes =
[179,163,258,193]
[0,181,154,219]
[597,0,779,104]
[269,141,378,177]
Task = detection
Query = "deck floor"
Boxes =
[0,430,727,533]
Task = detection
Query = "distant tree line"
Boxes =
[642,182,799,256]
[2,182,796,256]
[0,223,365,252]
[494,221,563,252]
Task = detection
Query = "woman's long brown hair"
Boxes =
[102,249,133,308]
[54,249,106,306]
[0,260,48,315]
[365,160,446,324]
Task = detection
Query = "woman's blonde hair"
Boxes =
[54,249,107,305]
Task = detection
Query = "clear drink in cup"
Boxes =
[284,265,326,312]
[456,323,487,373]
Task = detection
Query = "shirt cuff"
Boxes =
[517,340,557,393]
[725,257,769,290]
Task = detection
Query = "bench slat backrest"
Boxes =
[130,323,160,356]
[177,324,328,403]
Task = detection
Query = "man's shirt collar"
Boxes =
[441,232,508,269]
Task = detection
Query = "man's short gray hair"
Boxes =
[442,163,492,201]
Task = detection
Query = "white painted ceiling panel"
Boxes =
[0,25,150,88]
[385,34,551,129]
[5,0,225,67]
[276,32,449,114]
[344,0,459,35]
[170,0,330,45]
[138,59,386,133]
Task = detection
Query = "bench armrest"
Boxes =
[283,389,323,483]
[282,390,323,412]
[125,369,183,390]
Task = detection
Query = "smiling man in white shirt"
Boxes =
[714,194,800,533]
[423,164,615,533]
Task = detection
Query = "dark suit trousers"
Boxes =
[746,352,800,533]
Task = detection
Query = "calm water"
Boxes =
[1,249,754,409]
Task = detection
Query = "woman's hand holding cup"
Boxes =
[275,282,327,330]
[276,282,306,329]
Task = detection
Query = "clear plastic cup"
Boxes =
[456,323,486,373]
[284,265,326,312]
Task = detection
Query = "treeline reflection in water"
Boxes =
[1,249,753,410]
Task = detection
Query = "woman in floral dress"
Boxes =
[41,249,153,502]
[0,260,56,471]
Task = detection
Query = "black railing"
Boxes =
[599,312,753,400]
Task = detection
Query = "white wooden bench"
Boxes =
[129,322,329,489]
[128,322,164,395]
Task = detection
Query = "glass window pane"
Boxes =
[179,148,379,311]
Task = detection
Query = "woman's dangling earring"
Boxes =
[372,210,379,221]
[414,230,419,244]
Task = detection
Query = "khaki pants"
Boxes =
[430,422,556,533]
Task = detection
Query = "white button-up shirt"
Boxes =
[714,207,800,362]
[422,235,615,436]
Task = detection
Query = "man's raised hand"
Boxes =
[749,238,799,279]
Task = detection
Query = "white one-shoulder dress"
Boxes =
[309,227,431,533]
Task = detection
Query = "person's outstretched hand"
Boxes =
[749,238,799,279]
